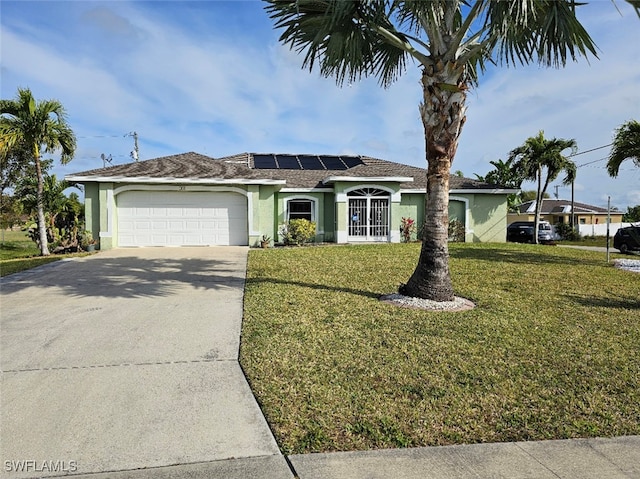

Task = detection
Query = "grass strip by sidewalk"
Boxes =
[240,243,639,454]
[1,231,90,277]
[0,256,62,277]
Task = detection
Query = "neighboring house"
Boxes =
[66,152,516,249]
[509,199,624,226]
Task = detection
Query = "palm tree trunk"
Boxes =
[35,154,50,256]
[403,161,454,301]
[402,66,466,301]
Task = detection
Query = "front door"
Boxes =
[347,188,390,241]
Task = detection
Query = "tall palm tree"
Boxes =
[265,0,636,301]
[0,88,76,255]
[606,119,640,177]
[509,131,577,244]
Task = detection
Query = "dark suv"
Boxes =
[507,221,554,244]
[613,225,640,253]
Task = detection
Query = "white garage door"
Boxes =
[117,191,248,246]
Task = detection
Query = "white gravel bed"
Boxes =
[380,293,475,311]
[614,258,640,273]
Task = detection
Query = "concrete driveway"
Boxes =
[1,248,288,478]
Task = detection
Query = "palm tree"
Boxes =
[0,88,76,255]
[606,119,640,177]
[475,158,524,212]
[509,131,577,244]
[265,0,636,301]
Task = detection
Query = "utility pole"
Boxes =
[126,131,139,161]
[606,196,611,263]
[571,179,575,230]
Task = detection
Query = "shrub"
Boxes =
[555,222,580,241]
[448,219,465,242]
[280,219,317,246]
[400,217,416,243]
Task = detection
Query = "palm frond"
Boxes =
[485,0,598,68]
[624,0,640,17]
[265,0,420,87]
[607,119,640,177]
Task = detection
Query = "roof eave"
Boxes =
[450,188,520,194]
[65,175,287,186]
[322,176,414,185]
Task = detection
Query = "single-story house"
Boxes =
[509,199,624,226]
[65,152,516,249]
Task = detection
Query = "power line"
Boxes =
[76,134,125,139]
[569,143,612,157]
[577,156,608,168]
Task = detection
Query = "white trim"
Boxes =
[337,184,401,202]
[66,175,286,185]
[113,184,250,197]
[450,188,520,194]
[285,196,318,223]
[399,188,519,195]
[323,176,413,185]
[399,189,426,194]
[280,187,333,193]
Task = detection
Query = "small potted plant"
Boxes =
[81,230,98,252]
[260,234,271,249]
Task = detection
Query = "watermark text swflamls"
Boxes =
[4,460,78,473]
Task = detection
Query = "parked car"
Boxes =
[613,225,640,253]
[507,221,554,244]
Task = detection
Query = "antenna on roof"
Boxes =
[100,153,113,168]
[125,131,139,162]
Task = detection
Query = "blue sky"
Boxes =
[2,0,639,210]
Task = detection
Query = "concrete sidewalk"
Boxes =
[289,435,640,479]
[36,435,639,478]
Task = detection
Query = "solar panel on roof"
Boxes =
[343,156,364,168]
[253,153,362,170]
[253,154,277,169]
[321,156,346,170]
[275,155,300,169]
[299,155,325,170]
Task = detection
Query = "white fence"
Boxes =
[577,222,634,238]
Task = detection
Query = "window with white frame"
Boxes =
[288,199,314,221]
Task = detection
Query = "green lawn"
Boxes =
[557,236,610,247]
[1,229,66,277]
[240,243,640,454]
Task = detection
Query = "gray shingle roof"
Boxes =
[518,199,609,214]
[67,151,499,190]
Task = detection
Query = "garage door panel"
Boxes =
[117,191,247,247]
[166,209,184,218]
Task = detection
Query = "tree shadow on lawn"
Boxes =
[0,254,245,299]
[563,292,640,310]
[450,245,606,267]
[248,277,381,300]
